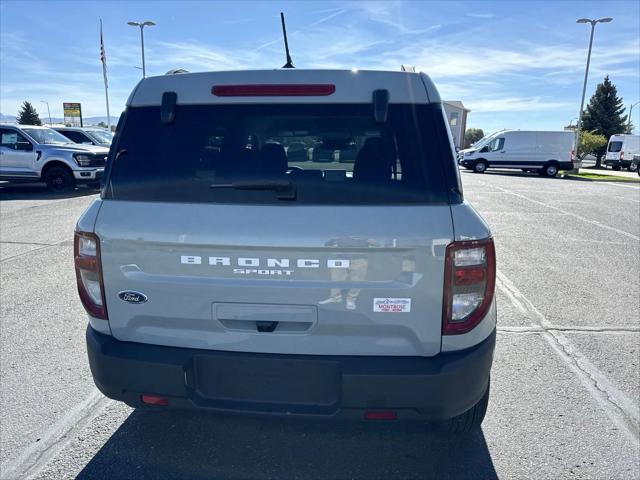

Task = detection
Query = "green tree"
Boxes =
[464,128,485,148]
[97,121,108,128]
[580,76,628,167]
[16,101,42,126]
[577,131,607,160]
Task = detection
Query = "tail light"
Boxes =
[74,231,108,320]
[570,149,575,161]
[620,151,624,161]
[442,238,496,335]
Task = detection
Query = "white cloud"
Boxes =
[467,96,574,112]
[466,13,495,19]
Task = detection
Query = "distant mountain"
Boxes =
[0,113,119,126]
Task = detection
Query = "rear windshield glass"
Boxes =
[608,141,623,152]
[106,103,450,205]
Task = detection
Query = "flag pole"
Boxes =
[100,19,112,131]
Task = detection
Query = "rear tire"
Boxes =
[435,380,490,433]
[473,161,487,173]
[44,166,75,193]
[612,165,621,171]
[541,163,559,177]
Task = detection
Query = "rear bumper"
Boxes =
[86,326,495,421]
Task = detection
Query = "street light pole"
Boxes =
[628,101,640,131]
[127,21,156,78]
[574,17,612,170]
[40,100,52,125]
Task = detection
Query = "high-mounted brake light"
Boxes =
[74,231,108,320]
[212,84,336,97]
[442,238,496,335]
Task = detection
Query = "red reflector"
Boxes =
[212,84,336,97]
[454,267,486,286]
[141,394,169,406]
[364,410,397,420]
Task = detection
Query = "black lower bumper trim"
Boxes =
[86,326,495,421]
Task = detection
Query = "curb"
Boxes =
[562,174,640,183]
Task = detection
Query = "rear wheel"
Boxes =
[44,166,75,193]
[541,163,558,177]
[473,161,487,173]
[435,380,490,433]
[612,165,621,171]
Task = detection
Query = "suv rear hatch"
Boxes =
[97,88,457,357]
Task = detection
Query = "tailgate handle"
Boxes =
[256,321,279,333]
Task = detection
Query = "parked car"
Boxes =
[459,130,575,177]
[0,124,109,192]
[604,134,639,171]
[77,68,496,433]
[53,126,114,146]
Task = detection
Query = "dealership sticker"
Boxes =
[373,298,412,313]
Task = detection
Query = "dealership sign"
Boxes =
[63,102,83,126]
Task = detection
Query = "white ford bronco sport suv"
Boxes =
[0,124,109,192]
[76,69,496,432]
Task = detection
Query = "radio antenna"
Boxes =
[280,12,294,68]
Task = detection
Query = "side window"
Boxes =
[488,137,505,152]
[61,131,91,144]
[0,130,29,150]
[449,111,459,127]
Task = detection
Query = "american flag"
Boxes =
[100,20,106,66]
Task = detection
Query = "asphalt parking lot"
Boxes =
[1,172,639,480]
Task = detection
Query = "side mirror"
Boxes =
[16,141,33,152]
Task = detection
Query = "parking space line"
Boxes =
[496,270,640,442]
[1,389,112,480]
[498,325,640,333]
[599,182,640,190]
[0,239,69,263]
[485,183,639,241]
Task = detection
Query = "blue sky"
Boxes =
[1,0,638,133]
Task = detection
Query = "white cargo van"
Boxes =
[459,130,575,177]
[604,134,639,171]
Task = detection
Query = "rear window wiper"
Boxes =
[210,179,296,200]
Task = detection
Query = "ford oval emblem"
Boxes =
[118,291,148,304]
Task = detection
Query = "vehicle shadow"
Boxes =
[77,409,497,480]
[0,182,99,201]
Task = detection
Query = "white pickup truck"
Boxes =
[0,124,109,192]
